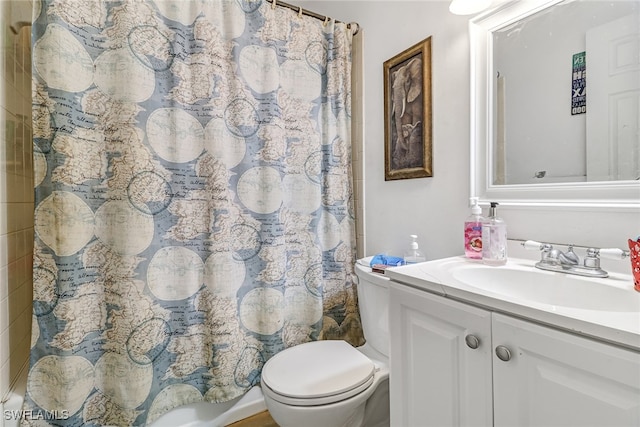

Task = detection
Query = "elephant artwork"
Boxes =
[383,36,432,180]
[390,56,424,170]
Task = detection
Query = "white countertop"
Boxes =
[385,256,640,351]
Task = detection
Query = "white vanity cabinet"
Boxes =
[389,281,640,427]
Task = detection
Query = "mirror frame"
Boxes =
[470,0,640,210]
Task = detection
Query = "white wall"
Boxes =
[300,0,472,260]
[297,0,639,266]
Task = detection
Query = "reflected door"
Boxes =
[587,14,640,181]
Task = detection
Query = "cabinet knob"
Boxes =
[495,345,512,362]
[465,334,480,349]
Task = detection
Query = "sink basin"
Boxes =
[451,264,640,312]
[386,256,640,350]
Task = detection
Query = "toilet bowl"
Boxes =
[261,258,390,427]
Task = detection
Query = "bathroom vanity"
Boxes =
[385,257,640,427]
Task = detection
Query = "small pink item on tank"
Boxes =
[628,238,640,292]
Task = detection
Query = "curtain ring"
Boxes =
[323,16,330,27]
[271,0,276,10]
[298,6,303,18]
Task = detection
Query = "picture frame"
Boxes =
[383,37,433,180]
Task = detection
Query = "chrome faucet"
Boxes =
[522,240,630,278]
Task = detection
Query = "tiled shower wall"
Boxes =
[352,30,364,259]
[0,0,33,402]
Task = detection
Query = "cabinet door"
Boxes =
[493,313,640,427]
[389,282,493,427]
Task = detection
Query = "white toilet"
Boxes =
[261,258,390,427]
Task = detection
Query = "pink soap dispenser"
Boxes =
[464,197,484,260]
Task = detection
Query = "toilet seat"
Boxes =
[261,340,375,407]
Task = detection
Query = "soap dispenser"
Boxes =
[404,235,426,264]
[481,202,507,265]
[464,197,484,260]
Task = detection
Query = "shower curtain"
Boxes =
[24,1,363,425]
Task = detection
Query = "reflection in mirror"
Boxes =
[471,0,640,208]
[491,0,639,185]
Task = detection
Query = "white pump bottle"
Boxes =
[404,235,426,264]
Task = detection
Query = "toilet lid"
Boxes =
[261,340,375,400]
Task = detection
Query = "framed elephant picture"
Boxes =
[383,37,433,180]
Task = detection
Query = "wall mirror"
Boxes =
[470,0,640,208]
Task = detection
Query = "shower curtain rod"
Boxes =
[266,0,360,35]
[13,3,359,35]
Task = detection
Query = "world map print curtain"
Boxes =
[24,0,363,425]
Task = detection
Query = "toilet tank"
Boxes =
[354,257,390,357]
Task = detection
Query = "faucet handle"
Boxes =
[522,240,552,251]
[583,247,628,272]
[596,248,630,260]
[582,248,603,273]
